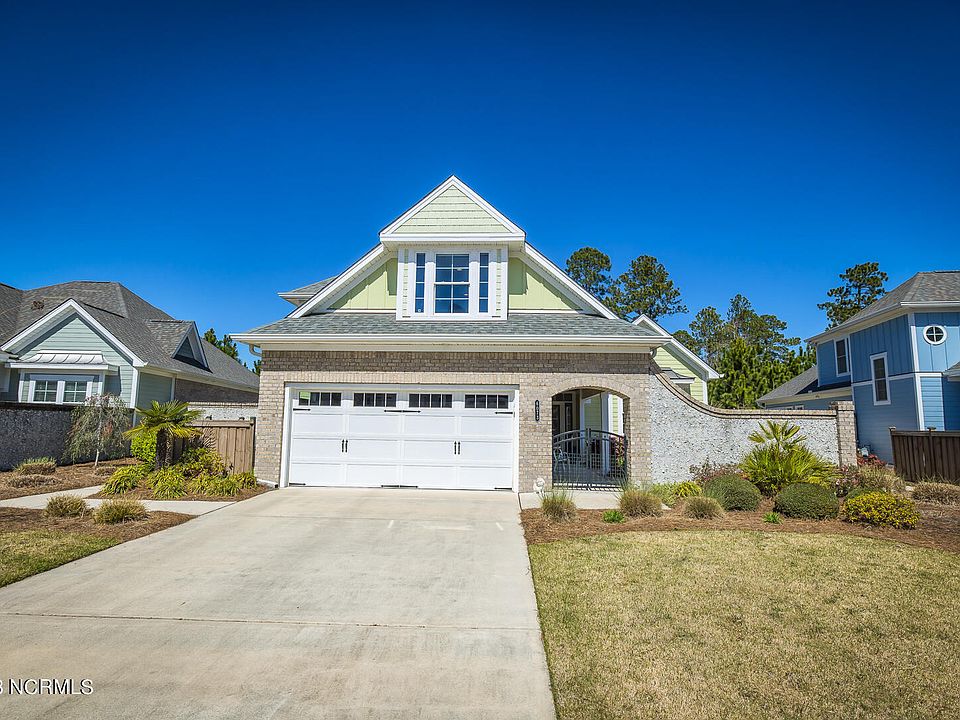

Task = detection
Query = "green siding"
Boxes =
[329,258,398,310]
[136,373,173,407]
[610,394,623,434]
[14,314,135,404]
[508,257,581,311]
[394,186,511,234]
[582,391,603,431]
[654,345,707,403]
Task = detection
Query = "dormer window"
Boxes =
[835,338,849,375]
[434,254,470,314]
[403,248,504,319]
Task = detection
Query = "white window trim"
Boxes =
[834,337,850,376]
[22,373,99,405]
[923,325,947,346]
[401,247,504,320]
[870,352,890,406]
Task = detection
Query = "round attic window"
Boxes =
[924,325,946,345]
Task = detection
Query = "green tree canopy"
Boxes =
[565,247,614,301]
[204,328,240,361]
[818,262,888,328]
[610,255,688,321]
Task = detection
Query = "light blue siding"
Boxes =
[852,376,920,462]
[914,312,960,373]
[849,315,913,383]
[920,376,944,430]
[136,373,173,408]
[13,314,135,403]
[0,368,19,401]
[945,380,960,430]
[816,340,846,387]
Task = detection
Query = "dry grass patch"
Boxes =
[0,459,138,501]
[529,531,960,720]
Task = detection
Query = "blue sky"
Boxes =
[2,1,958,366]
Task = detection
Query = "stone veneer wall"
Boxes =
[188,402,259,420]
[649,372,858,484]
[255,350,654,492]
[0,403,97,470]
[174,378,259,404]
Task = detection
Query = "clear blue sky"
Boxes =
[2,1,958,366]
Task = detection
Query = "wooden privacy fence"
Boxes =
[890,428,960,484]
[171,419,256,474]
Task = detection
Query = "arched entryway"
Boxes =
[551,387,629,489]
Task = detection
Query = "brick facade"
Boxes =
[255,350,654,492]
[174,378,259,404]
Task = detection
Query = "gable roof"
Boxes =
[631,314,721,380]
[808,271,960,343]
[757,366,852,405]
[279,277,337,304]
[1,281,258,390]
[379,176,524,241]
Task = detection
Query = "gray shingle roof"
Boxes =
[281,277,337,296]
[825,271,960,335]
[240,312,660,339]
[1,281,258,390]
[757,366,852,404]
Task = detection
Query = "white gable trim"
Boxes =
[632,314,722,380]
[288,245,387,319]
[1,299,145,367]
[379,175,525,241]
[522,243,619,320]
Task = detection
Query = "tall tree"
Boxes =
[565,247,614,301]
[204,327,240,361]
[818,262,888,328]
[253,359,262,375]
[681,306,727,366]
[611,255,688,320]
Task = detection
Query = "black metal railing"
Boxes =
[552,429,628,490]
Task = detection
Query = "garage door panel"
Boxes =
[458,439,513,464]
[404,465,458,489]
[292,412,345,434]
[403,439,456,462]
[289,461,345,486]
[460,415,514,438]
[289,437,343,461]
[348,414,403,435]
[402,414,457,437]
[346,438,401,461]
[459,465,513,490]
[347,463,400,487]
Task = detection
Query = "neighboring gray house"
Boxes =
[0,281,259,410]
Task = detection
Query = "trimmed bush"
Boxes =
[841,492,920,529]
[773,482,839,520]
[189,471,258,497]
[914,482,960,505]
[647,483,679,507]
[7,474,56,488]
[45,494,88,518]
[179,447,228,479]
[683,496,724,519]
[844,486,875,502]
[149,467,187,499]
[675,481,702,498]
[130,430,158,465]
[93,498,148,524]
[102,464,149,495]
[619,487,663,517]
[689,461,741,485]
[602,509,625,523]
[703,473,761,511]
[762,511,782,524]
[14,457,57,475]
[541,489,577,522]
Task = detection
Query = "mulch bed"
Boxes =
[91,485,268,502]
[522,498,960,554]
[0,506,192,542]
[0,459,138,501]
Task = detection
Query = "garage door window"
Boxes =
[298,391,342,407]
[465,394,508,409]
[354,392,397,408]
[409,393,453,408]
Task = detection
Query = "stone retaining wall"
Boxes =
[0,403,90,470]
[188,402,259,420]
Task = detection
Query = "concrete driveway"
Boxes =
[0,489,555,719]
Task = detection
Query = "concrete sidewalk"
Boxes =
[0,488,555,719]
[0,485,233,515]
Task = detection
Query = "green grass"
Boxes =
[0,531,117,587]
[529,531,960,720]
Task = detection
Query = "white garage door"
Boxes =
[285,386,517,490]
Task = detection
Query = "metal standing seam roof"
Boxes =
[239,312,663,340]
[15,351,113,367]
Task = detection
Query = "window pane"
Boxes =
[452,269,469,282]
[436,284,452,299]
[465,395,475,408]
[33,380,57,402]
[453,285,468,299]
[414,298,424,313]
[875,379,888,402]
[415,267,425,282]
[63,380,87,403]
[436,255,452,268]
[436,268,453,282]
[479,299,488,313]
[452,254,468,267]
[872,357,886,379]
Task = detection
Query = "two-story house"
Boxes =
[759,271,960,462]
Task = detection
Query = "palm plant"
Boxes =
[741,420,837,495]
[124,401,202,468]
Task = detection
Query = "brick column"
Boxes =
[520,388,553,492]
[831,401,858,467]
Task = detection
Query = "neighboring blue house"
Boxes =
[759,271,960,462]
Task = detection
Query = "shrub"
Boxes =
[844,486,875,502]
[102,464,149,495]
[149,467,187,499]
[741,421,838,495]
[857,465,905,494]
[763,511,782,524]
[841,492,920,529]
[602,509,625,523]
[618,487,663,517]
[647,483,679,507]
[14,457,57,475]
[675,481,702,498]
[45,494,88,517]
[914,481,960,505]
[8,474,56,488]
[683,496,724,519]
[541,489,577,522]
[189,471,257,497]
[130,430,158,465]
[703,473,761,511]
[93,498,148,524]
[178,447,228,478]
[689,460,742,485]
[773,482,839,519]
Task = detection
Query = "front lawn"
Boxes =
[0,507,191,587]
[529,531,960,720]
